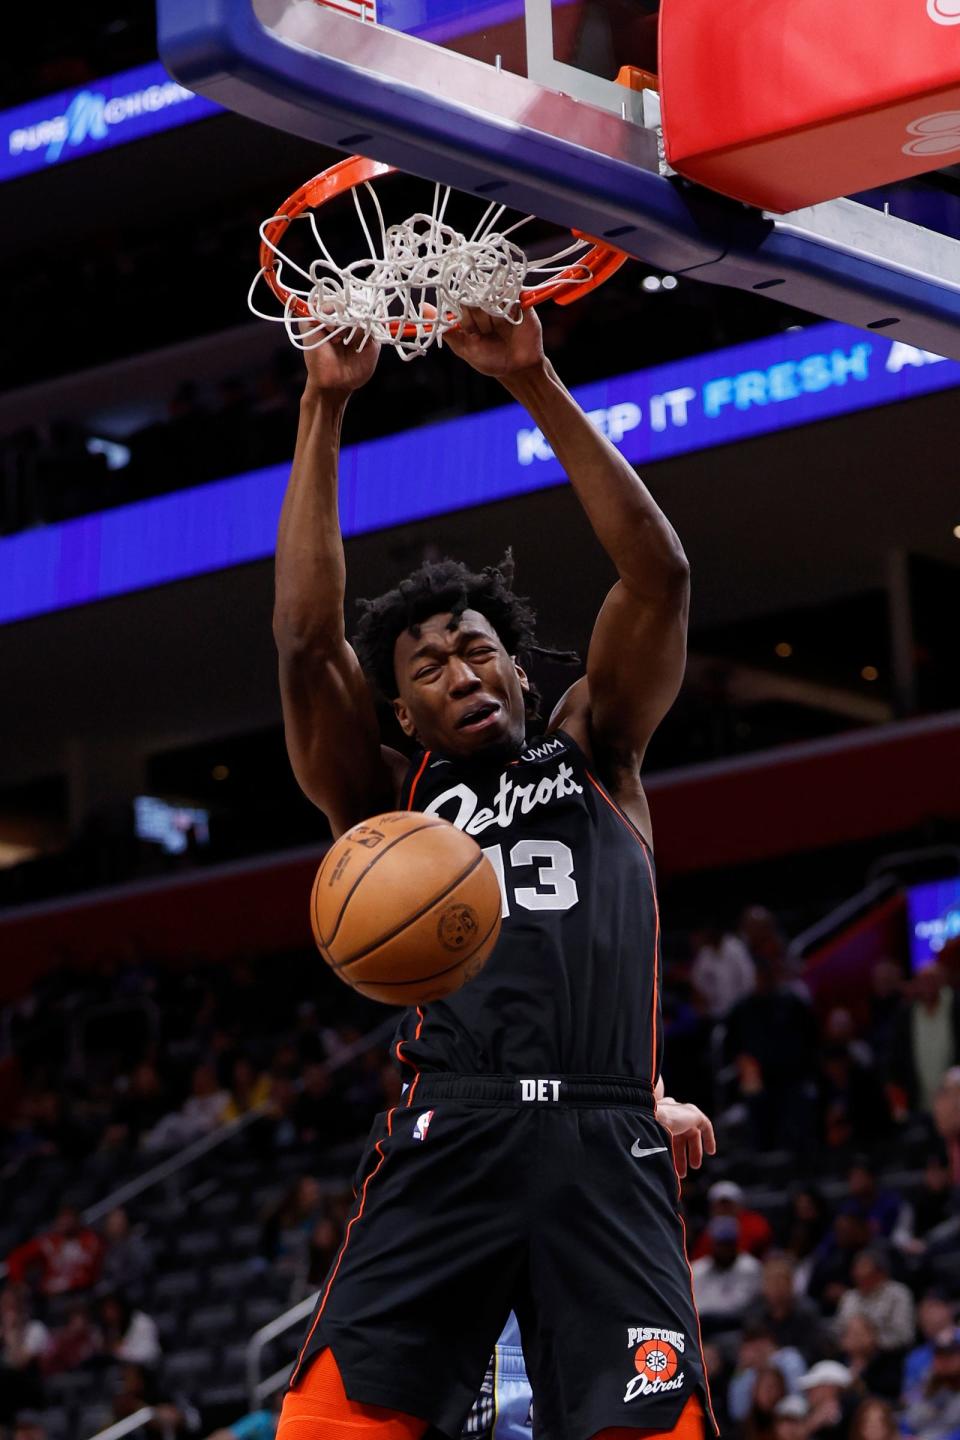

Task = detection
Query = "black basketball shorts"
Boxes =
[288,1075,715,1440]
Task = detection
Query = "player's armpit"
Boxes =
[277,635,403,837]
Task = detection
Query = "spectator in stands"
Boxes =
[744,1253,826,1356]
[104,1061,168,1150]
[781,1186,830,1293]
[10,1413,47,1440]
[308,1212,342,1289]
[807,1211,872,1313]
[691,1216,762,1332]
[724,956,819,1151]
[840,1158,904,1239]
[221,1056,273,1123]
[111,1361,201,1435]
[204,1391,282,1440]
[772,1395,807,1440]
[819,1024,891,1150]
[726,1322,806,1426]
[866,960,905,1073]
[258,1175,326,1293]
[903,1289,957,1399]
[848,1397,900,1440]
[97,1293,161,1368]
[6,1204,103,1296]
[796,1360,859,1440]
[41,1300,101,1374]
[1,1086,91,1170]
[739,906,788,969]
[98,1207,153,1299]
[901,1329,960,1440]
[291,1063,352,1147]
[692,1180,774,1259]
[0,1285,47,1422]
[934,1067,960,1184]
[837,1312,902,1401]
[834,1247,916,1351]
[890,963,960,1114]
[742,1365,789,1440]
[689,922,756,1018]
[142,1063,229,1152]
[895,1152,955,1254]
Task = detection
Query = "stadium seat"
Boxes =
[210,1259,259,1291]
[188,1302,242,1338]
[201,1190,243,1218]
[45,1371,96,1403]
[177,1228,222,1260]
[199,1382,250,1409]
[163,1346,217,1385]
[244,1295,284,1328]
[77,1404,112,1436]
[230,1223,261,1249]
[153,1267,203,1300]
[222,1340,251,1373]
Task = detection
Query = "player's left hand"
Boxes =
[443,304,545,377]
[656,1098,717,1179]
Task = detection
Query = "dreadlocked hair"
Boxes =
[353,552,579,726]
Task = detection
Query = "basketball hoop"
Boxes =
[248,156,629,360]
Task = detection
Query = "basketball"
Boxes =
[310,811,502,1005]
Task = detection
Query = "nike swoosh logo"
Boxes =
[631,1142,668,1159]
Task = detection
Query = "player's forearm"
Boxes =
[273,387,350,650]
[502,361,688,594]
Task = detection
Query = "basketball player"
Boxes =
[272,305,716,1440]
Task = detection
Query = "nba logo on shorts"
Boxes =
[413,1110,435,1142]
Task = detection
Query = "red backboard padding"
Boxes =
[659,0,960,212]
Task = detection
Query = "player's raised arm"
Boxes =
[445,307,688,841]
[273,335,401,836]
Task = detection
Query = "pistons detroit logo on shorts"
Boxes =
[623,1326,685,1403]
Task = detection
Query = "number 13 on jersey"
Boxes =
[481,841,579,916]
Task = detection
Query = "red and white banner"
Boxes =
[660,0,960,212]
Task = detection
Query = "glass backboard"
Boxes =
[157,0,960,358]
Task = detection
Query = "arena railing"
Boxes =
[87,1407,173,1440]
[82,1014,396,1224]
[246,1289,320,1409]
[0,1014,396,1285]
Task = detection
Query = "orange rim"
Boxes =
[258,155,629,338]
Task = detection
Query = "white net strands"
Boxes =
[249,180,597,360]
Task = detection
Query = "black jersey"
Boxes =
[392,729,663,1082]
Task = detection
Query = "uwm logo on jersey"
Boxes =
[519,736,566,764]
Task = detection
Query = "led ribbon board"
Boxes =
[0,61,221,183]
[1,322,956,626]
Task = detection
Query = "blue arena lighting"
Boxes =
[2,321,957,627]
[0,61,221,182]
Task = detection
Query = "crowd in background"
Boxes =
[3,909,960,1437]
[0,948,397,1182]
[0,946,389,1437]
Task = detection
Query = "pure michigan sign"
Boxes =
[0,61,219,180]
[1,322,956,625]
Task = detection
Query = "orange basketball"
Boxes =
[310,811,502,1005]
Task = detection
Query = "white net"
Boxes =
[248,180,595,360]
